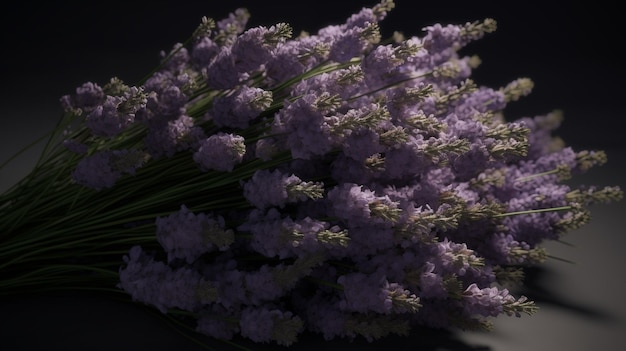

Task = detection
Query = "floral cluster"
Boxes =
[3,0,621,348]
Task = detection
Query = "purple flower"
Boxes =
[243,266,285,304]
[271,94,336,160]
[231,26,283,73]
[462,283,515,317]
[419,262,448,299]
[429,239,479,275]
[216,8,249,41]
[301,296,347,340]
[484,233,533,265]
[330,152,379,184]
[517,111,566,159]
[242,169,323,210]
[193,133,246,172]
[289,217,349,256]
[291,66,366,100]
[208,86,272,129]
[239,306,303,346]
[265,41,309,84]
[361,44,412,87]
[327,182,400,227]
[243,169,299,209]
[338,271,390,313]
[422,23,462,58]
[190,36,219,69]
[210,269,245,310]
[328,26,370,63]
[380,135,432,181]
[118,246,216,314]
[71,149,145,191]
[238,208,290,258]
[454,87,506,116]
[136,73,190,126]
[205,47,244,90]
[156,205,234,264]
[144,114,206,158]
[85,96,133,137]
[60,81,105,113]
[344,6,379,28]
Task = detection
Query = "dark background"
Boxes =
[1,1,625,350]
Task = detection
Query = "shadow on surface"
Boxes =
[516,266,615,322]
[221,328,492,351]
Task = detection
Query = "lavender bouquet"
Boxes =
[1,0,622,348]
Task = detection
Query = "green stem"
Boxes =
[494,206,572,217]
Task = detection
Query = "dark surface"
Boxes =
[1,1,625,350]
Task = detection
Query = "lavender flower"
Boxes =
[239,306,304,346]
[2,1,622,349]
[231,23,292,73]
[193,132,246,172]
[85,87,146,137]
[242,169,324,209]
[71,149,147,190]
[155,205,234,263]
[208,85,273,129]
[118,246,217,313]
[144,114,206,158]
[270,93,337,159]
[60,81,105,114]
[135,72,191,126]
